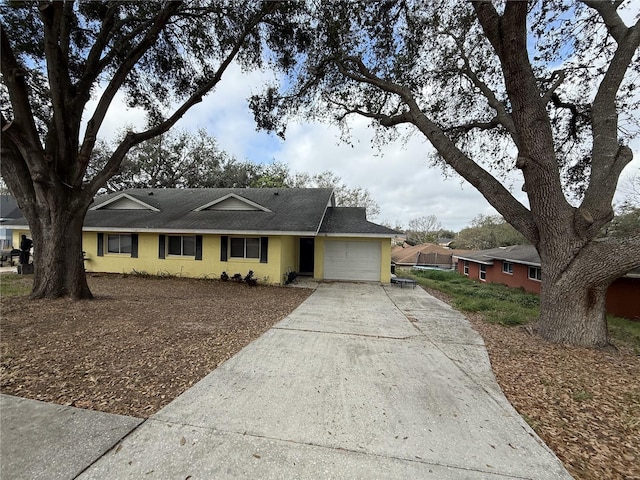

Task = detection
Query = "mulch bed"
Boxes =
[0,274,312,418]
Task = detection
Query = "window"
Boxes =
[107,234,132,254]
[463,260,469,275]
[528,266,542,281]
[502,261,513,275]
[479,264,487,281]
[230,237,260,259]
[168,235,196,256]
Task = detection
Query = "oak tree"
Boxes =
[253,0,640,347]
[1,1,306,298]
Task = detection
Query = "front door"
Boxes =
[299,238,314,275]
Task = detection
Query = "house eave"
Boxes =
[81,227,319,236]
[317,232,396,238]
[453,255,494,265]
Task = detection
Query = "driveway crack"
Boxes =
[272,326,420,340]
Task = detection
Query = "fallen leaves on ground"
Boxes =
[424,286,640,480]
[2,276,638,479]
[0,274,312,418]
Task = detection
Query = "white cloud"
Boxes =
[83,89,148,142]
[274,118,503,230]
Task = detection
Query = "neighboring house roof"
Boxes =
[0,195,21,221]
[436,237,454,246]
[455,244,640,281]
[318,207,398,237]
[454,244,540,266]
[391,243,471,265]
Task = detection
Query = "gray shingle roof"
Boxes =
[4,189,399,238]
[454,244,540,266]
[84,188,334,233]
[0,195,21,220]
[319,207,398,236]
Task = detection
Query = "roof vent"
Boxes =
[148,192,154,195]
[274,191,279,196]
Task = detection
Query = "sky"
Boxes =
[94,62,640,233]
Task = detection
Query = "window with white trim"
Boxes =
[479,264,487,281]
[463,260,469,275]
[168,235,196,256]
[528,266,542,281]
[107,234,132,254]
[502,261,513,274]
[230,237,260,259]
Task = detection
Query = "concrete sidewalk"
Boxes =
[77,282,570,479]
[0,395,142,479]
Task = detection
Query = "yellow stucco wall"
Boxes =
[314,236,326,280]
[83,232,290,284]
[379,238,392,283]
[11,229,34,250]
[279,236,297,284]
[15,229,391,284]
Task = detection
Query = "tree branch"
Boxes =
[582,0,633,43]
[571,236,640,286]
[445,31,517,140]
[444,117,501,135]
[77,1,183,187]
[0,23,43,181]
[331,54,537,241]
[75,3,119,108]
[39,1,73,161]
[329,98,412,127]
[86,3,277,194]
[581,1,640,226]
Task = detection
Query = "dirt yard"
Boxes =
[0,274,312,418]
[1,275,638,479]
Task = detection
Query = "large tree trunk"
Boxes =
[26,192,92,300]
[537,275,609,348]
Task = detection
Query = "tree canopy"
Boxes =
[252,0,640,347]
[97,128,381,217]
[1,0,639,347]
[451,214,529,250]
[405,215,442,245]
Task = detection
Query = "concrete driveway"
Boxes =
[3,282,572,479]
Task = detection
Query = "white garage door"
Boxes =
[324,240,381,281]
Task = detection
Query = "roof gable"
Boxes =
[193,193,271,212]
[91,193,160,211]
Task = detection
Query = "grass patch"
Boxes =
[608,315,640,353]
[403,268,640,350]
[0,273,32,297]
[572,390,594,402]
[405,268,538,327]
